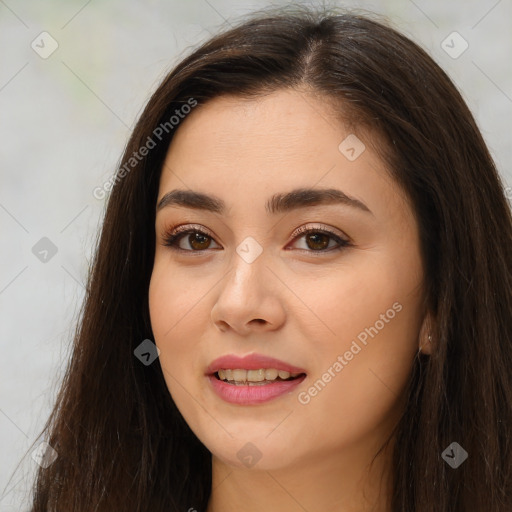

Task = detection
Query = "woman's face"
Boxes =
[149,88,427,472]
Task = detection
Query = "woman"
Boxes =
[29,4,512,511]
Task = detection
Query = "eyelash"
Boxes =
[161,223,351,255]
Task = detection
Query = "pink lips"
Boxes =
[207,374,307,405]
[206,353,307,375]
[205,353,307,405]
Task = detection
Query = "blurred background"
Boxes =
[1,0,511,509]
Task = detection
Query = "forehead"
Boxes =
[164,89,345,161]
[157,89,412,221]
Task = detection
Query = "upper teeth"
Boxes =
[217,368,301,382]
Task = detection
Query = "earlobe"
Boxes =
[418,312,435,355]
[420,333,433,355]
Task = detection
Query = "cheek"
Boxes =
[149,261,204,341]
[294,307,418,451]
[148,267,191,383]
[148,263,212,407]
[293,255,421,431]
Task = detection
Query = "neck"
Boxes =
[206,434,395,512]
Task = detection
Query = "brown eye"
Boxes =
[289,226,350,254]
[162,227,220,252]
[303,232,331,251]
[161,224,350,255]
[187,232,212,250]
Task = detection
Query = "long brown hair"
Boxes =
[27,4,512,511]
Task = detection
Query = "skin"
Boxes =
[148,88,431,512]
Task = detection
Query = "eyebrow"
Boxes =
[156,187,373,216]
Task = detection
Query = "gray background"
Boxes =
[1,0,511,509]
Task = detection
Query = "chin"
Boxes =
[205,431,299,471]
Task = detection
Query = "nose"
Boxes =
[210,252,286,335]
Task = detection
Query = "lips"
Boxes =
[206,353,307,375]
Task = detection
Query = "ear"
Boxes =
[418,311,435,355]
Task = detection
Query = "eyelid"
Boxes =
[290,223,347,241]
[165,223,215,238]
[162,223,222,252]
[160,222,351,253]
